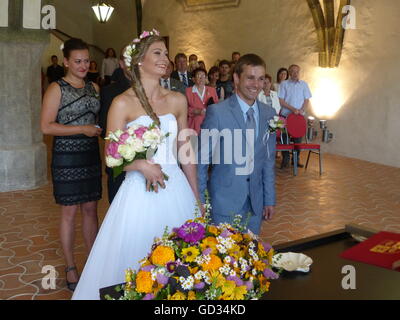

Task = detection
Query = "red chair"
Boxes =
[276,128,298,176]
[286,114,323,175]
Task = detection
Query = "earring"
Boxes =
[138,62,142,66]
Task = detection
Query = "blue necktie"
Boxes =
[181,73,188,87]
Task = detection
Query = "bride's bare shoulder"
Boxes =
[109,88,140,113]
[165,90,188,115]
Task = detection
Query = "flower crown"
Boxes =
[123,29,160,70]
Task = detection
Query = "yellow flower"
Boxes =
[151,246,175,266]
[136,271,154,294]
[231,233,243,243]
[201,254,223,272]
[267,248,275,265]
[200,237,218,254]
[228,244,242,257]
[188,291,197,300]
[181,247,200,263]
[222,280,236,296]
[208,226,219,236]
[189,266,199,275]
[169,291,186,300]
[209,271,226,288]
[253,260,267,272]
[223,285,248,300]
[258,243,267,257]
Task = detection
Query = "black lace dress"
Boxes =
[51,79,102,206]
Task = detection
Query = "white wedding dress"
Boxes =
[72,113,196,300]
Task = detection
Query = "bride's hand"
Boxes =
[136,160,166,193]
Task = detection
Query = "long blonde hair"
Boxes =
[127,35,166,127]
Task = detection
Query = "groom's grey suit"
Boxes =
[197,94,276,234]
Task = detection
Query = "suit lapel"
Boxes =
[257,101,268,145]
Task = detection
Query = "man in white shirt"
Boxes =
[278,64,312,168]
[160,60,186,95]
[171,53,194,88]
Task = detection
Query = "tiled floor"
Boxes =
[1,137,400,300]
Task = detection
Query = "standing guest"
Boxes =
[171,53,194,88]
[258,73,281,115]
[98,47,132,204]
[198,54,276,235]
[101,48,119,86]
[198,60,206,71]
[186,68,219,135]
[208,66,225,101]
[160,60,186,95]
[40,38,102,291]
[217,60,234,98]
[189,54,198,63]
[278,64,312,168]
[188,60,199,73]
[232,51,241,63]
[274,67,289,93]
[86,61,100,85]
[46,55,65,84]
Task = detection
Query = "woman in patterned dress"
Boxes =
[40,38,102,291]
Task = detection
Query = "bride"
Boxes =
[72,30,200,300]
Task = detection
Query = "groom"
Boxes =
[197,54,276,235]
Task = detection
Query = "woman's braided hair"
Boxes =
[124,30,165,127]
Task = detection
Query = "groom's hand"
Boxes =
[263,206,275,221]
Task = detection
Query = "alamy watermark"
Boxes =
[0,0,56,29]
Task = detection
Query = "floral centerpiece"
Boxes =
[106,203,279,300]
[105,123,169,189]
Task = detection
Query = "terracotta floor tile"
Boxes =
[1,141,400,299]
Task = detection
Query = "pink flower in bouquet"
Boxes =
[140,31,150,39]
[106,142,121,159]
[119,132,130,143]
[134,127,147,139]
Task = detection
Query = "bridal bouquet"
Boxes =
[105,123,169,190]
[107,206,278,300]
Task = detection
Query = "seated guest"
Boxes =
[217,60,234,98]
[257,73,281,115]
[186,68,219,135]
[160,60,186,95]
[171,53,194,88]
[274,67,289,93]
[208,66,225,101]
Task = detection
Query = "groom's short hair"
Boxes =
[234,54,266,77]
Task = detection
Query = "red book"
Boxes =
[341,231,400,271]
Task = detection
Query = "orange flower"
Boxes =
[136,271,153,294]
[208,226,219,236]
[201,254,223,272]
[258,275,270,292]
[188,291,197,300]
[151,246,175,266]
[253,260,266,272]
[231,233,243,243]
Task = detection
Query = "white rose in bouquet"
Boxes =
[106,156,123,168]
[143,130,162,149]
[129,138,146,153]
[118,144,136,162]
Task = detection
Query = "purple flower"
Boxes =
[245,281,254,290]
[156,273,169,285]
[263,268,279,279]
[227,276,243,287]
[166,261,177,273]
[176,222,205,243]
[262,242,272,252]
[141,265,155,272]
[220,229,232,238]
[119,132,130,143]
[202,248,212,256]
[134,127,147,139]
[194,282,205,290]
[143,293,154,300]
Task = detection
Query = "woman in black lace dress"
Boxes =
[40,38,102,291]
